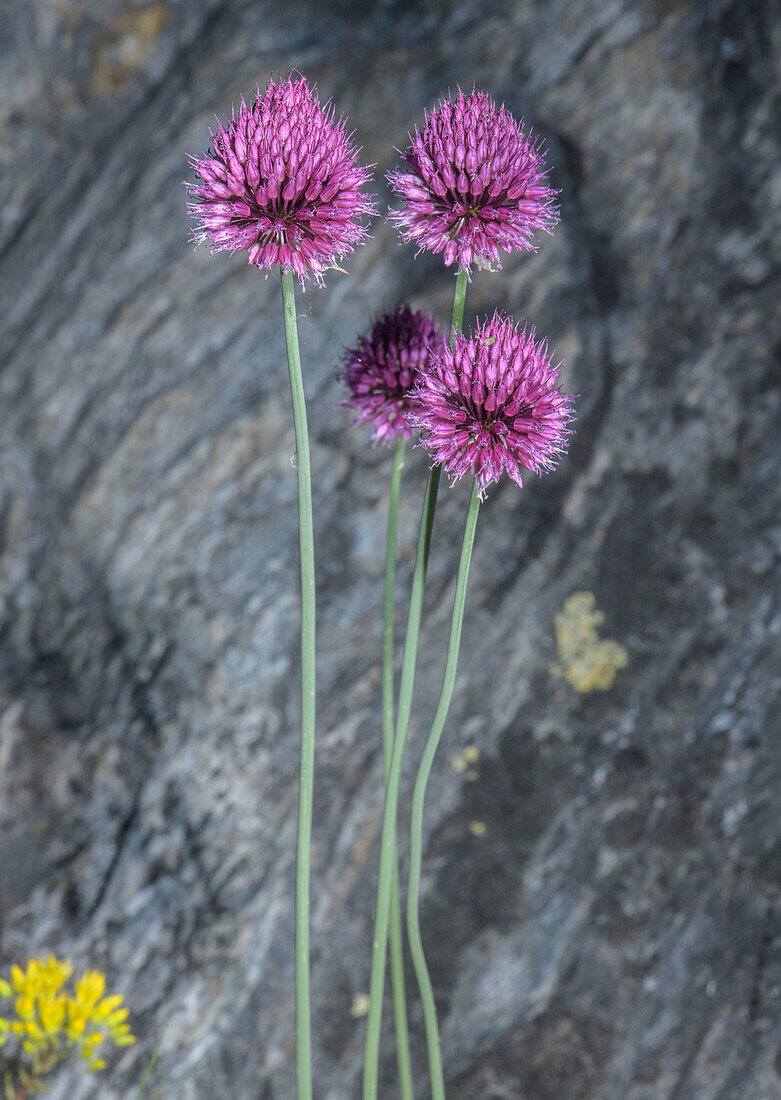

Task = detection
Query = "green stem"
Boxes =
[449,269,468,350]
[382,437,406,769]
[363,270,468,1100]
[407,479,481,1100]
[10,1047,63,1100]
[11,1071,41,1100]
[13,1072,41,1099]
[280,267,316,1100]
[382,437,415,1100]
[364,463,440,1100]
[132,1027,167,1099]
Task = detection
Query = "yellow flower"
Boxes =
[73,970,106,1009]
[39,997,66,1034]
[10,957,73,1000]
[0,955,136,1082]
[92,994,123,1020]
[66,1013,87,1039]
[80,1031,104,1052]
[15,997,35,1021]
[551,591,628,693]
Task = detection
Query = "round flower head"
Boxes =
[186,75,376,283]
[413,312,574,493]
[387,88,558,271]
[341,305,444,445]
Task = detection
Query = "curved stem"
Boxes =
[407,479,481,1100]
[363,463,440,1100]
[280,268,315,1100]
[382,438,415,1100]
[363,270,469,1100]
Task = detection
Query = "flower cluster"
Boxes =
[187,76,375,282]
[0,956,135,1075]
[412,312,574,493]
[341,305,443,444]
[184,76,581,1100]
[388,87,558,271]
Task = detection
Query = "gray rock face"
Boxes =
[0,1,779,1097]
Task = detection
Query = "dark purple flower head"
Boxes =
[387,88,558,272]
[413,312,574,493]
[186,75,376,284]
[341,305,444,445]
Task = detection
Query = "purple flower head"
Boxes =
[186,75,376,283]
[413,312,575,493]
[341,305,444,445]
[387,87,558,272]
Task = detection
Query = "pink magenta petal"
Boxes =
[340,306,445,447]
[410,312,575,492]
[387,87,558,272]
[186,75,377,283]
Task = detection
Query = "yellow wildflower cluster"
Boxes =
[551,591,628,693]
[0,955,135,1078]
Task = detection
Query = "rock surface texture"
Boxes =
[0,1,779,1097]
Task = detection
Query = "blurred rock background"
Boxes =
[0,0,778,1096]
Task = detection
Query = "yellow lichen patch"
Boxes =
[551,591,628,693]
[451,745,480,775]
[469,820,487,838]
[89,3,169,97]
[350,993,370,1018]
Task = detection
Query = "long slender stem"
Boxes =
[280,267,316,1100]
[133,1028,167,1100]
[382,437,415,1100]
[364,463,440,1100]
[407,479,481,1100]
[382,437,407,768]
[363,269,469,1100]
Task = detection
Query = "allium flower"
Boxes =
[413,312,574,493]
[186,75,375,283]
[387,88,558,271]
[341,305,443,444]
